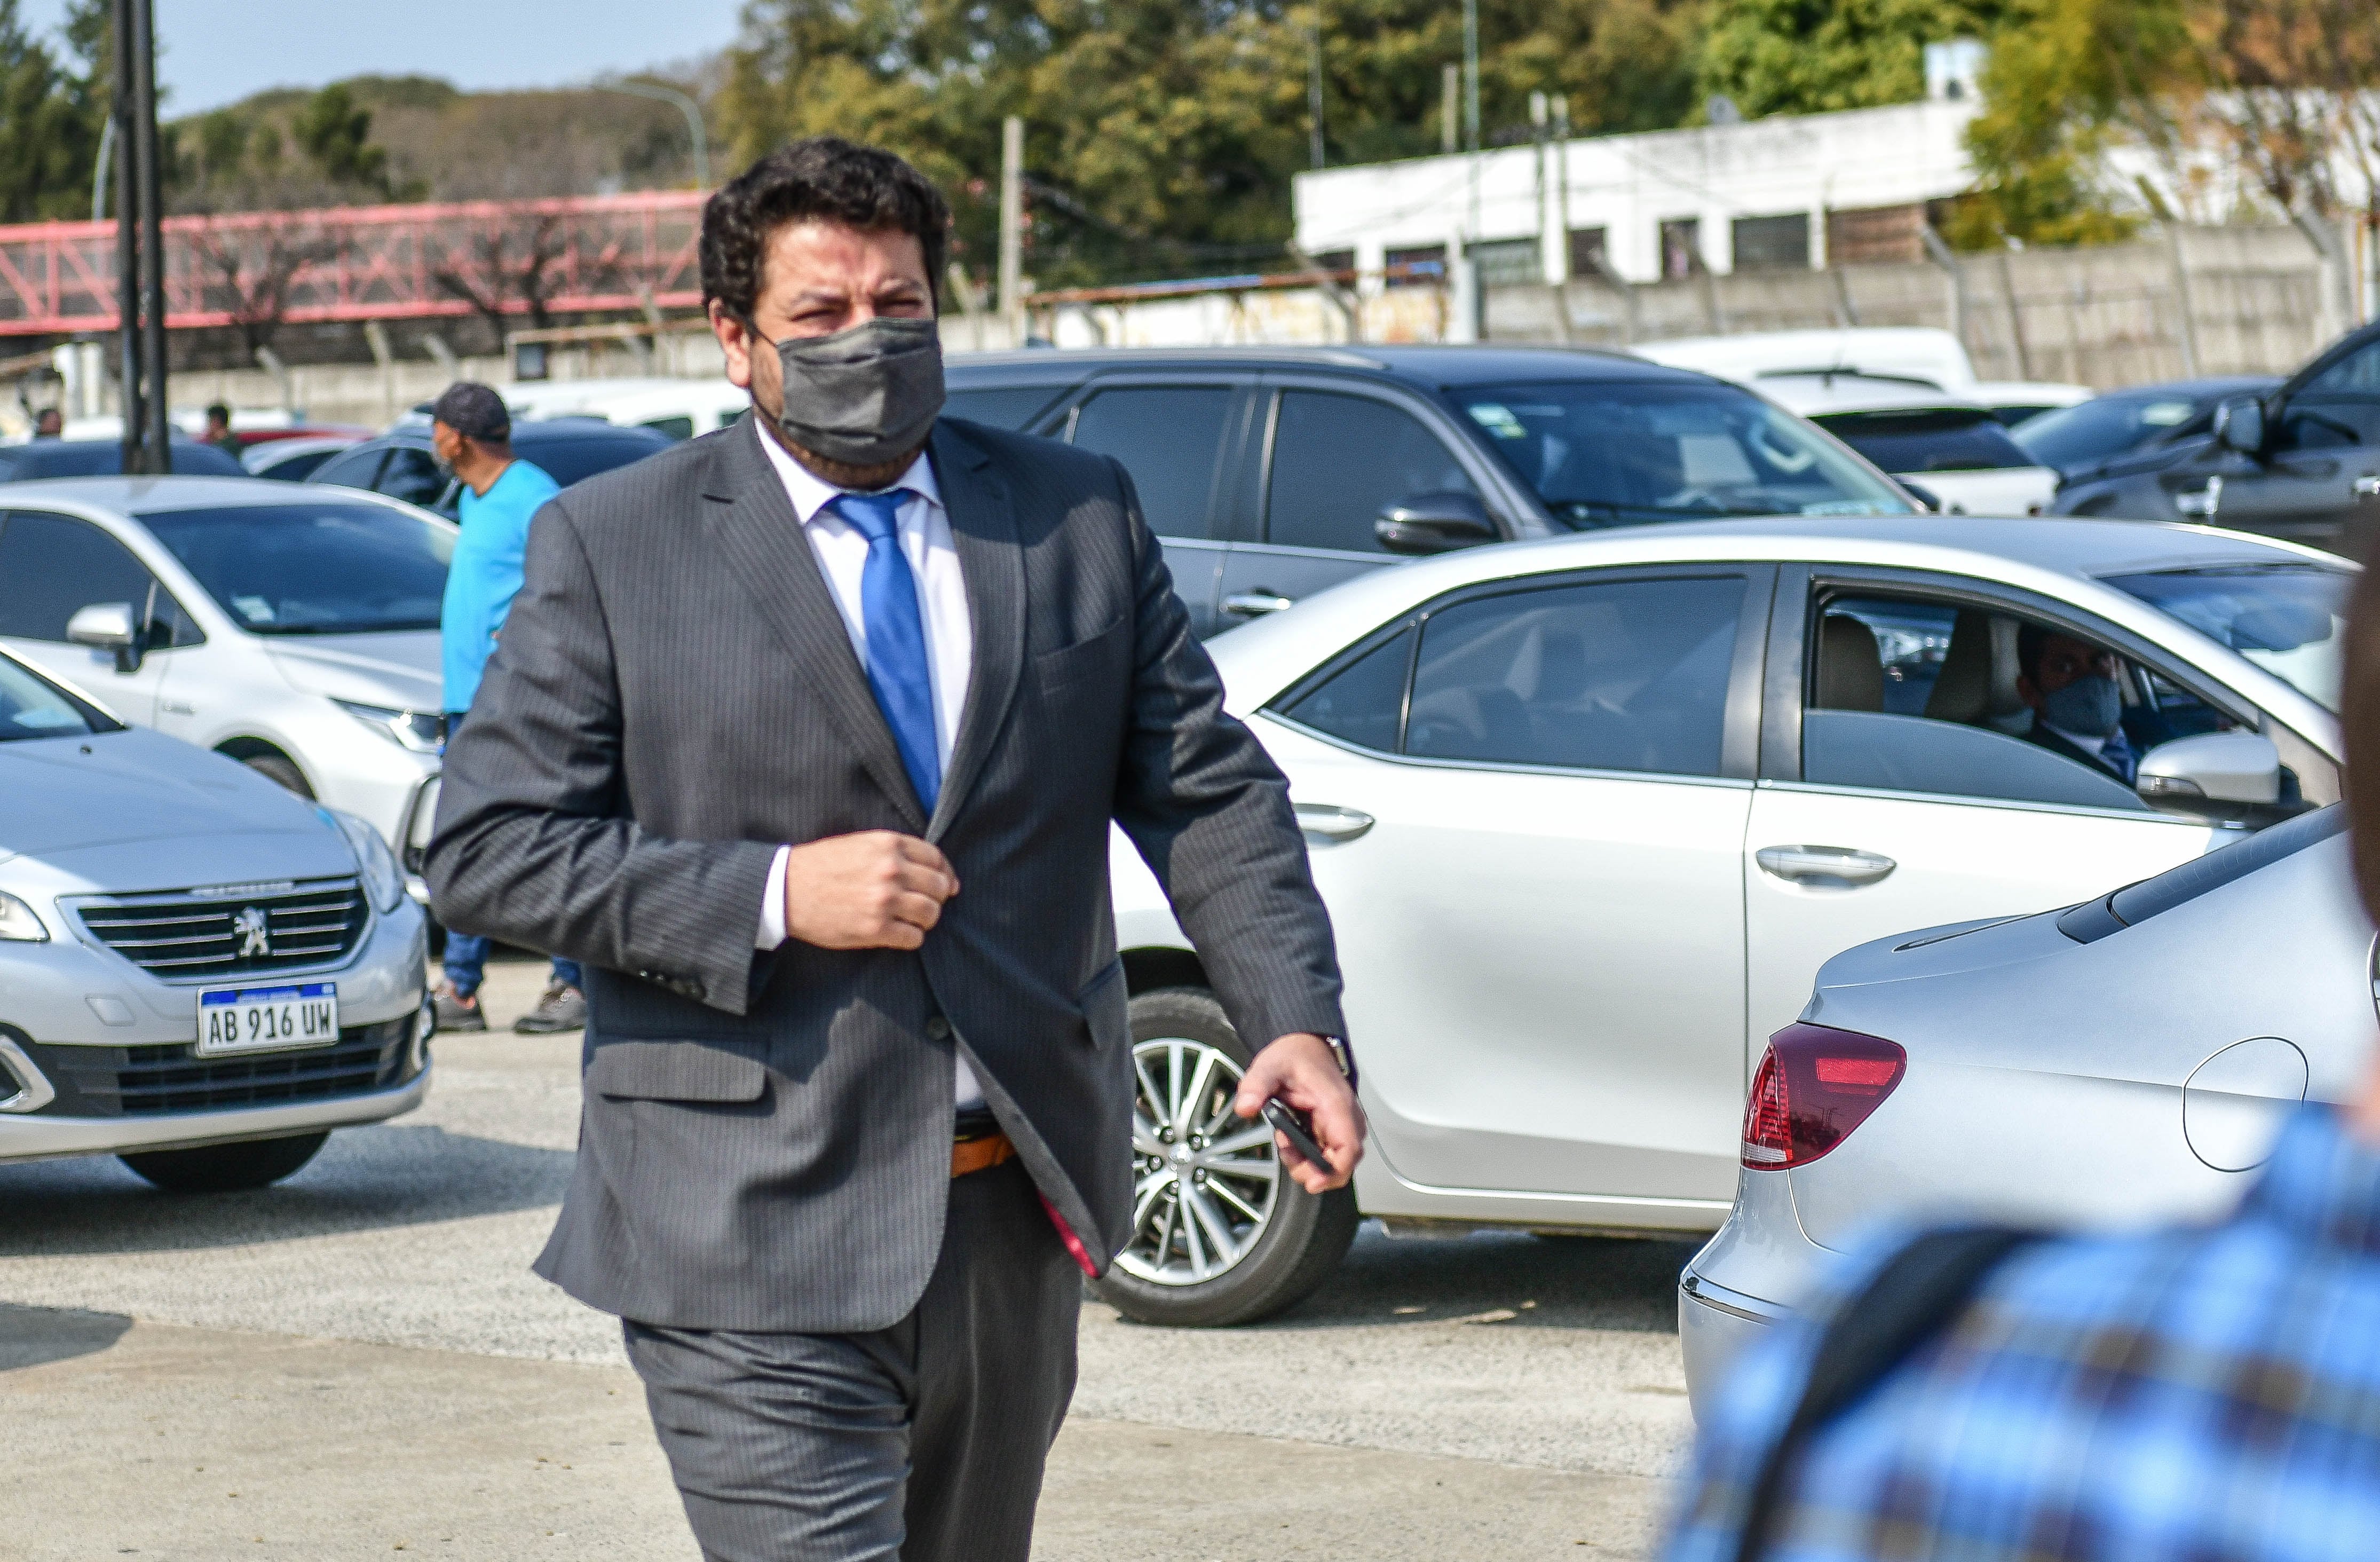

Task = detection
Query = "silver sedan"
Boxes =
[1104,516,2348,1327]
[1678,803,2374,1416]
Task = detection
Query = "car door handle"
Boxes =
[1756,845,1896,887]
[1223,590,1295,617]
[1294,803,1375,845]
[2355,475,2380,499]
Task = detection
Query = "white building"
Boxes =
[1292,97,1984,289]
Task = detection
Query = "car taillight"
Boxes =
[1739,1023,1907,1169]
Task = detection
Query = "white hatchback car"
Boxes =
[0,478,451,881]
[1101,515,2346,1326]
[1755,373,2062,518]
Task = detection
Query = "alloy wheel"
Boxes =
[1117,1034,1282,1286]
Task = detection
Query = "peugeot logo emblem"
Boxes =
[233,906,272,959]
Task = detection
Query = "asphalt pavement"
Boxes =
[2,954,1701,1559]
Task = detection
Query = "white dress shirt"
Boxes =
[751,428,982,1109]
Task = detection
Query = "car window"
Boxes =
[2013,395,2207,470]
[1067,385,1233,540]
[1809,592,2235,808]
[1811,408,2036,472]
[1405,575,1746,776]
[252,447,344,482]
[515,431,671,487]
[1276,627,1413,752]
[311,447,388,490]
[2302,338,2380,400]
[2108,565,2350,712]
[1454,380,1911,528]
[139,502,453,635]
[945,385,1066,429]
[376,447,452,509]
[1267,391,1477,555]
[641,415,697,440]
[0,651,116,739]
[0,510,200,648]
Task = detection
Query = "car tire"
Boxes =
[1089,986,1357,1328]
[239,752,314,798]
[119,1132,329,1193]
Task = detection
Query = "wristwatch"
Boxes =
[1323,1035,1357,1088]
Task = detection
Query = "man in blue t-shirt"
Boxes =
[429,382,584,1036]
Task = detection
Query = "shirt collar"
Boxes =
[753,416,941,526]
[2241,1105,2380,1260]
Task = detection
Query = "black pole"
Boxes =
[110,0,138,474]
[128,0,167,472]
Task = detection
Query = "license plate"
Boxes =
[197,983,340,1056]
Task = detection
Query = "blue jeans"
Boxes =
[442,934,580,999]
[439,705,584,998]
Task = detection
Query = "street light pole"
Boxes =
[128,0,167,469]
[593,80,711,189]
[109,0,139,471]
[1308,9,1325,172]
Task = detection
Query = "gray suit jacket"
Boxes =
[425,414,1345,1332]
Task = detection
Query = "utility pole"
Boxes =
[129,0,167,468]
[1307,11,1325,172]
[997,115,1025,345]
[111,1,138,466]
[1456,0,1483,344]
[1441,64,1458,156]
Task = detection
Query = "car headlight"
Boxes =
[335,700,447,754]
[0,890,49,942]
[325,808,407,914]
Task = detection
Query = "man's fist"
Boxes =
[782,831,959,951]
[1234,1032,1365,1194]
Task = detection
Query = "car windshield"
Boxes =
[1454,381,1914,529]
[0,652,112,739]
[1810,408,2036,472]
[2107,564,2352,711]
[0,440,244,479]
[140,501,454,635]
[2014,395,2208,470]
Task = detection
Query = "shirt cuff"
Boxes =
[756,845,790,950]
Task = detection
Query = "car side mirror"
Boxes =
[1899,480,1944,513]
[66,601,142,674]
[2213,396,2266,456]
[1375,492,1497,555]
[2137,730,2281,819]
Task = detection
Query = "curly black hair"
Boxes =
[700,137,950,321]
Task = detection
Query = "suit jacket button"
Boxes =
[924,1016,952,1041]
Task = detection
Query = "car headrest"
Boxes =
[1924,610,2031,731]
[1814,614,1885,712]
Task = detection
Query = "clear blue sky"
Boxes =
[21,0,748,113]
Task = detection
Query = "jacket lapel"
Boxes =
[927,419,1024,842]
[701,418,928,831]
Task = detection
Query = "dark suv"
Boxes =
[305,418,676,520]
[2052,321,2380,559]
[943,346,1917,636]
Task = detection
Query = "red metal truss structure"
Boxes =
[0,190,708,337]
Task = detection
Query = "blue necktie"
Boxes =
[2101,728,2137,785]
[829,490,940,814]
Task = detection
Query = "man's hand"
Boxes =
[1234,1032,1364,1194]
[782,831,959,951]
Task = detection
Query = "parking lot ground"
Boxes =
[3,953,1695,1560]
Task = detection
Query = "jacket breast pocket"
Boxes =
[588,1040,769,1103]
[1078,957,1128,1052]
[1034,617,1129,699]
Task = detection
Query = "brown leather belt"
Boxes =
[951,1132,1015,1179]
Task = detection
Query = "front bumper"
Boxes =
[0,1068,430,1165]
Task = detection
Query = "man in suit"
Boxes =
[424,136,1363,1562]
[2015,623,2138,784]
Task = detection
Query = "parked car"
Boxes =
[0,438,243,480]
[1630,327,2093,427]
[0,478,450,876]
[1756,373,2060,517]
[537,379,755,441]
[306,418,675,518]
[945,345,1918,637]
[1101,514,2347,1326]
[0,644,431,1191]
[2013,375,2283,480]
[243,433,365,483]
[2053,320,2380,561]
[1677,800,2370,1417]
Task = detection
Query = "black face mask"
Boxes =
[757,315,945,468]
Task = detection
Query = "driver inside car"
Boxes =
[2015,624,2138,785]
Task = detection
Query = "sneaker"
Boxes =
[515,982,588,1035]
[432,983,487,1034]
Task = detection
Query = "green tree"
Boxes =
[291,82,391,193]
[1696,0,2007,118]
[0,0,106,221]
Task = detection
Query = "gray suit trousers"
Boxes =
[623,1161,1081,1561]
